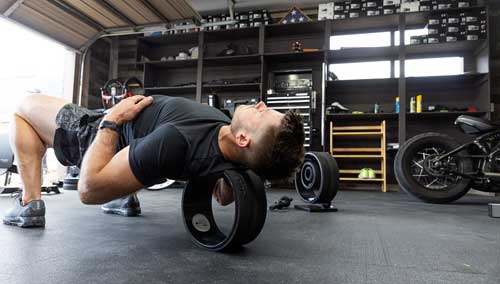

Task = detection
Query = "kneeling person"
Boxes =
[4,94,305,227]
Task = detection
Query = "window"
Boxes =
[329,30,464,80]
[329,61,391,80]
[330,32,391,50]
[0,17,74,123]
[394,28,429,45]
[395,57,464,77]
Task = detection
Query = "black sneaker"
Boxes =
[3,197,45,228]
[101,194,141,217]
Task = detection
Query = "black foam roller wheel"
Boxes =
[295,151,339,204]
[182,169,267,252]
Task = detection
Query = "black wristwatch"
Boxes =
[99,120,122,133]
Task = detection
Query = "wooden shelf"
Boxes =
[407,111,487,119]
[266,21,325,37]
[264,51,325,62]
[334,154,383,158]
[203,83,260,92]
[406,40,487,58]
[327,78,398,90]
[138,59,198,68]
[328,46,399,63]
[333,147,382,152]
[340,169,382,174]
[333,125,382,131]
[331,14,400,34]
[139,32,198,45]
[331,121,387,192]
[144,86,196,95]
[328,113,399,120]
[331,7,485,34]
[203,54,261,66]
[204,26,259,41]
[406,73,489,87]
[340,178,384,181]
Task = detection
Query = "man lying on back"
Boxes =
[4,94,305,227]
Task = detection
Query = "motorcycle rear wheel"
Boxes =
[395,132,472,203]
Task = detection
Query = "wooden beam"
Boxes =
[100,0,136,26]
[143,0,169,23]
[3,0,24,17]
[47,0,104,30]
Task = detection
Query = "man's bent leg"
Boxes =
[10,94,68,204]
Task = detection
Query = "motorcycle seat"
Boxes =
[455,115,500,135]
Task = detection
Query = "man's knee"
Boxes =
[16,94,42,118]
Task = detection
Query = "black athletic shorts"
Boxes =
[53,104,104,167]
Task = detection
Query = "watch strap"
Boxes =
[99,120,122,133]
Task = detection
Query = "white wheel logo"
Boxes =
[192,214,210,232]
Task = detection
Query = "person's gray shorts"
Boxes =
[53,104,104,167]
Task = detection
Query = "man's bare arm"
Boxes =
[78,96,153,204]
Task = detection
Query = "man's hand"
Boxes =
[213,178,234,206]
[104,95,153,125]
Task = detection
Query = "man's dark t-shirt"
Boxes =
[121,95,236,186]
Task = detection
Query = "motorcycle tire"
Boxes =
[394,132,472,204]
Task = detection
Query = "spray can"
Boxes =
[395,97,400,113]
[374,102,379,114]
[410,97,416,113]
[416,94,422,113]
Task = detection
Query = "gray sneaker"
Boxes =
[3,197,45,228]
[101,194,141,217]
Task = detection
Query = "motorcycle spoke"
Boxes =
[426,178,439,188]
[410,146,462,191]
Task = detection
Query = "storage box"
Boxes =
[420,4,431,11]
[334,2,344,11]
[447,25,460,33]
[457,0,469,8]
[383,0,400,6]
[318,3,334,20]
[400,1,419,13]
[427,24,441,34]
[333,13,346,20]
[384,6,395,14]
[365,0,381,8]
[428,34,440,43]
[437,0,452,10]
[428,15,441,25]
[349,11,362,18]
[367,9,381,16]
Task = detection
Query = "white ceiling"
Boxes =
[188,0,338,14]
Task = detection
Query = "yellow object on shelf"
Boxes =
[416,94,422,113]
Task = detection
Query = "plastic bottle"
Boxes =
[416,94,422,113]
[410,97,416,113]
[395,97,400,113]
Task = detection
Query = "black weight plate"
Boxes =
[295,152,324,203]
[313,152,333,203]
[315,152,339,203]
[182,169,267,252]
[295,152,339,204]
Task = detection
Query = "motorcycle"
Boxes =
[395,115,500,203]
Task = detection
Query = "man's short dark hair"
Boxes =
[247,110,305,179]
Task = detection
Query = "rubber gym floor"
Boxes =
[0,188,499,284]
